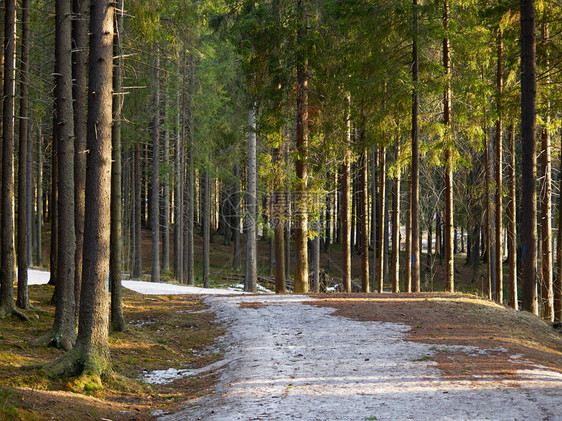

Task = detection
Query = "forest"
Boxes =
[0,0,561,412]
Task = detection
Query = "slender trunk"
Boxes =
[17,0,31,309]
[245,109,257,292]
[273,147,286,293]
[162,95,170,273]
[427,216,432,273]
[110,1,126,332]
[376,147,386,293]
[371,148,377,291]
[507,124,518,309]
[132,143,142,279]
[72,0,87,315]
[521,0,538,314]
[411,0,420,294]
[555,130,562,321]
[391,142,401,293]
[405,169,412,293]
[52,0,77,346]
[36,129,42,267]
[183,56,194,285]
[495,30,504,304]
[174,60,183,281]
[360,147,369,293]
[341,94,351,293]
[540,22,553,321]
[443,0,454,293]
[151,47,160,283]
[540,130,553,319]
[233,164,241,271]
[324,180,331,252]
[485,129,492,299]
[202,166,210,288]
[294,0,309,293]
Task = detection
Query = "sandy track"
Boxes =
[163,295,562,421]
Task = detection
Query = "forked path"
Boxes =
[163,295,562,421]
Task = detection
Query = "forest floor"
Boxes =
[2,231,561,420]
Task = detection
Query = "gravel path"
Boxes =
[162,295,562,421]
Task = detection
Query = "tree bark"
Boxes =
[495,30,504,304]
[245,109,257,292]
[110,0,126,332]
[202,165,210,288]
[273,146,286,293]
[555,130,562,322]
[507,122,518,309]
[36,128,42,267]
[233,164,241,271]
[294,0,309,293]
[540,129,553,320]
[376,147,386,293]
[151,46,160,283]
[521,0,538,314]
[17,0,31,310]
[411,0,420,293]
[443,0,454,293]
[341,94,351,293]
[47,0,114,380]
[0,0,20,318]
[72,0,88,315]
[391,143,401,293]
[360,147,369,293]
[174,58,183,282]
[132,142,142,279]
[52,0,77,346]
[162,95,170,274]
[183,56,195,285]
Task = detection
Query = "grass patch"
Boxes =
[0,283,225,420]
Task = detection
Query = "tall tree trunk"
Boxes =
[46,0,114,381]
[485,128,492,299]
[17,0,31,310]
[162,95,170,273]
[183,56,194,285]
[202,165,210,288]
[52,0,77,347]
[294,0,309,293]
[507,124,518,309]
[341,94,351,293]
[540,22,553,321]
[443,0,454,293]
[36,128,42,267]
[72,0,88,315]
[495,30,504,304]
[0,0,20,318]
[411,0,420,294]
[376,147,386,293]
[555,130,562,322]
[391,143,401,293]
[151,46,160,283]
[371,148,377,291]
[540,130,553,320]
[110,1,126,332]
[404,173,411,292]
[174,60,183,282]
[245,109,257,292]
[360,147,369,293]
[132,143,142,279]
[273,146,286,293]
[521,0,538,314]
[232,164,241,271]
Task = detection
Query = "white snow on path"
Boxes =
[161,294,562,421]
[23,269,271,295]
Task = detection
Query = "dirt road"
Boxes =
[163,294,562,421]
